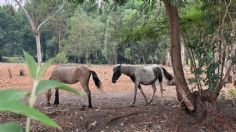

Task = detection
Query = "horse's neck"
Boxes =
[120,65,135,76]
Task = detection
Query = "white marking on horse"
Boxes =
[139,66,156,85]
[150,64,164,76]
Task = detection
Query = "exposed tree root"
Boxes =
[192,90,236,131]
[106,111,143,125]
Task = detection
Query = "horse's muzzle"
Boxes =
[168,80,176,86]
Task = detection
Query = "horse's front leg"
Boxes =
[129,83,139,107]
[138,85,148,105]
[46,89,52,105]
[147,84,157,104]
[54,88,59,105]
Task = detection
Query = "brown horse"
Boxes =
[46,64,102,108]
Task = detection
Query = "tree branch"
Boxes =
[14,0,36,31]
[210,0,232,45]
[37,1,66,31]
[215,0,234,94]
[218,43,236,94]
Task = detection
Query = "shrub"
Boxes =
[2,56,24,63]
[228,89,236,98]
[52,53,68,64]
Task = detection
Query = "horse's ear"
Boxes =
[113,64,121,71]
[117,64,122,70]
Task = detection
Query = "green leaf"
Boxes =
[0,122,23,132]
[37,59,52,79]
[0,89,28,101]
[23,51,38,79]
[0,100,61,129]
[35,80,84,96]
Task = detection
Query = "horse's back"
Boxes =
[50,65,80,83]
[136,65,162,85]
[50,64,91,83]
[56,64,80,67]
[54,64,89,71]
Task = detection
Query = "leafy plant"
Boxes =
[0,51,83,132]
[218,91,226,106]
[52,52,68,64]
[228,89,236,98]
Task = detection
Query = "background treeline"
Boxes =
[0,1,170,64]
[0,0,236,66]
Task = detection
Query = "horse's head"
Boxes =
[112,64,122,83]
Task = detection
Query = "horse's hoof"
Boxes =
[128,104,135,107]
[54,102,59,105]
[79,107,86,111]
[88,106,92,109]
[82,105,87,107]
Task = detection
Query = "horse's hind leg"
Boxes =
[159,82,164,105]
[46,89,52,105]
[85,89,92,108]
[159,82,163,97]
[80,80,92,108]
[147,84,157,104]
[138,85,148,104]
[54,88,59,105]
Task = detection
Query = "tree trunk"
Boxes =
[181,31,196,73]
[86,50,89,64]
[163,0,218,116]
[103,12,111,64]
[14,0,65,65]
[163,0,195,112]
[162,1,236,130]
[232,42,236,85]
[35,32,42,65]
[57,28,62,54]
[181,44,185,65]
[113,45,118,64]
[165,51,171,66]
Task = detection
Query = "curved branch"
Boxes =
[37,1,66,31]
[14,0,36,31]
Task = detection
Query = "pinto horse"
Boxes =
[112,64,175,106]
[46,64,102,108]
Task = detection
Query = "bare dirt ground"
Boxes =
[0,63,236,132]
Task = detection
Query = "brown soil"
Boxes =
[0,63,236,132]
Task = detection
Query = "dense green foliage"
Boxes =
[180,0,236,91]
[0,0,170,64]
[0,5,35,58]
[1,0,236,91]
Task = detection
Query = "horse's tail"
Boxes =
[161,67,176,85]
[90,70,102,89]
